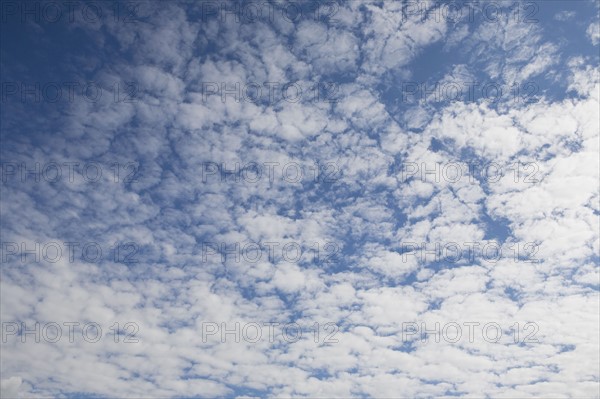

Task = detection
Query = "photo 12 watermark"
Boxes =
[201,321,339,344]
[400,81,540,104]
[200,161,340,184]
[1,81,138,104]
[401,1,539,24]
[200,241,339,264]
[395,161,541,184]
[0,1,142,24]
[1,241,139,264]
[399,241,541,264]
[1,162,140,184]
[401,321,540,344]
[200,81,338,104]
[2,321,140,344]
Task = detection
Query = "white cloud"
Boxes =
[587,21,600,45]
[1,1,599,397]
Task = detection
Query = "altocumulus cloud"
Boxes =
[0,0,599,398]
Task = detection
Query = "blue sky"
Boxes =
[1,0,599,397]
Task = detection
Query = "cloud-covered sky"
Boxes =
[1,0,599,397]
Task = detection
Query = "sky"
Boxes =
[0,0,599,397]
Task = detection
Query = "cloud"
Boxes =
[587,21,600,45]
[1,377,22,398]
[554,11,576,21]
[1,0,599,397]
